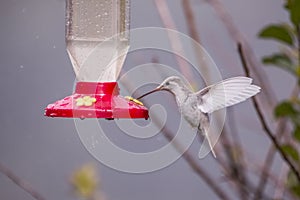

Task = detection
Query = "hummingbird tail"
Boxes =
[197,126,217,158]
[206,134,216,158]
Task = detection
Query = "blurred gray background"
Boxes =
[0,0,294,199]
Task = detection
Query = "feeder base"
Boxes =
[44,82,149,119]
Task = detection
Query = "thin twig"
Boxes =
[254,118,288,199]
[245,152,286,189]
[273,163,289,199]
[219,126,249,200]
[227,109,248,186]
[237,42,300,182]
[0,162,46,200]
[241,149,296,200]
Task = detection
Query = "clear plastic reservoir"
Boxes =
[66,0,130,82]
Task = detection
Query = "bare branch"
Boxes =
[237,42,300,183]
[273,163,289,199]
[253,18,300,200]
[153,0,195,83]
[217,126,249,199]
[181,1,252,198]
[0,162,46,200]
[254,118,288,199]
[181,0,201,43]
[151,116,231,200]
[181,0,211,90]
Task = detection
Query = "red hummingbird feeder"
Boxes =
[45,0,148,119]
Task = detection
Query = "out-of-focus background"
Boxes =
[0,0,297,200]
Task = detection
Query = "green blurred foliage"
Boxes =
[262,53,296,75]
[259,24,294,46]
[284,0,300,26]
[281,144,299,161]
[274,101,298,118]
[287,171,300,197]
[259,0,300,197]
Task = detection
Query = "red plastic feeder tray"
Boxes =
[44,82,149,119]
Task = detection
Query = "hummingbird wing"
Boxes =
[197,76,261,114]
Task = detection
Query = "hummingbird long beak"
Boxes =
[136,85,163,100]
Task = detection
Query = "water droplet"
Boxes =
[104,12,108,16]
[80,116,85,120]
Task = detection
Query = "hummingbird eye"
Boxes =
[165,82,170,86]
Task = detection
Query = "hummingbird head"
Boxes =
[136,76,184,100]
[157,76,183,92]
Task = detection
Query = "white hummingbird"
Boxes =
[137,76,261,157]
